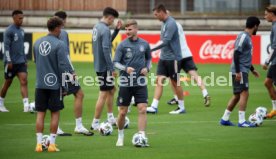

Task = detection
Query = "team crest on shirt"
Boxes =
[126,48,132,58]
[139,45,145,52]
[119,97,123,104]
[14,33,18,41]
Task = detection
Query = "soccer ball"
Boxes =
[255,106,267,119]
[29,102,36,113]
[132,132,149,147]
[99,122,113,136]
[249,113,263,126]
[41,135,50,151]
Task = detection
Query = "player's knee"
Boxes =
[264,80,271,88]
[20,78,28,86]
[76,90,84,99]
[138,106,147,114]
[119,110,127,118]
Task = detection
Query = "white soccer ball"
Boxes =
[99,122,113,136]
[255,106,267,119]
[132,132,149,147]
[115,116,130,129]
[41,135,50,151]
[249,113,263,126]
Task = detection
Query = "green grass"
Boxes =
[0,62,275,159]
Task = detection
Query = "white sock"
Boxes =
[174,95,178,100]
[0,97,4,106]
[222,109,231,121]
[76,117,82,128]
[178,100,185,110]
[238,111,246,124]
[272,100,276,110]
[92,118,100,126]
[151,99,159,109]
[50,133,57,144]
[36,133,43,144]
[202,89,208,97]
[107,113,114,120]
[23,98,29,107]
[118,129,124,138]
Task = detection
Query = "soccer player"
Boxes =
[263,6,276,118]
[0,10,30,112]
[90,7,122,130]
[34,17,72,152]
[220,16,260,127]
[54,11,91,136]
[146,4,185,114]
[114,20,151,147]
[166,10,211,107]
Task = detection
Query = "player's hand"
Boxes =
[126,67,135,74]
[116,19,123,30]
[112,71,117,77]
[262,64,268,70]
[140,68,148,76]
[252,70,260,78]
[7,63,13,70]
[235,72,241,81]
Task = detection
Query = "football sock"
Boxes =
[92,119,100,126]
[23,98,29,107]
[222,109,231,121]
[0,97,4,106]
[76,117,82,128]
[118,129,124,138]
[202,89,208,97]
[178,100,185,110]
[50,133,57,144]
[151,99,159,109]
[36,133,43,144]
[238,111,246,124]
[272,100,276,110]
[174,95,178,100]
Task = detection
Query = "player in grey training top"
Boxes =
[91,7,122,131]
[54,11,92,136]
[263,6,276,118]
[146,4,184,115]
[0,10,31,113]
[114,20,151,147]
[34,17,72,152]
[220,16,260,128]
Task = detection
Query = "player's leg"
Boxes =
[167,79,179,105]
[35,111,46,152]
[0,79,13,112]
[17,71,30,112]
[264,65,276,118]
[106,87,116,125]
[237,90,255,127]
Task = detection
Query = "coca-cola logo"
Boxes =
[199,40,235,60]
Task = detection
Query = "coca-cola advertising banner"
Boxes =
[123,34,261,64]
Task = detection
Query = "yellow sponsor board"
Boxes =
[32,32,122,62]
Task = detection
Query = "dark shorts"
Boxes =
[157,59,180,81]
[117,86,148,106]
[35,88,64,112]
[180,57,198,73]
[63,74,81,95]
[4,63,27,79]
[232,72,249,94]
[267,64,276,86]
[96,71,115,91]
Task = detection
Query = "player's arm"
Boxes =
[111,20,122,42]
[250,65,260,77]
[102,31,115,72]
[151,22,176,52]
[265,28,276,67]
[141,43,152,75]
[3,29,13,69]
[114,44,134,74]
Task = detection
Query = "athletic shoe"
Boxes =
[57,127,72,136]
[108,118,117,126]
[238,121,256,128]
[0,105,9,112]
[91,123,100,131]
[266,110,276,118]
[116,137,124,147]
[220,119,235,126]
[75,126,94,136]
[23,105,30,112]
[167,98,178,105]
[48,144,60,152]
[146,106,158,114]
[169,107,185,114]
[35,144,43,152]
[204,95,211,107]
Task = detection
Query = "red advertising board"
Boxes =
[122,34,261,64]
